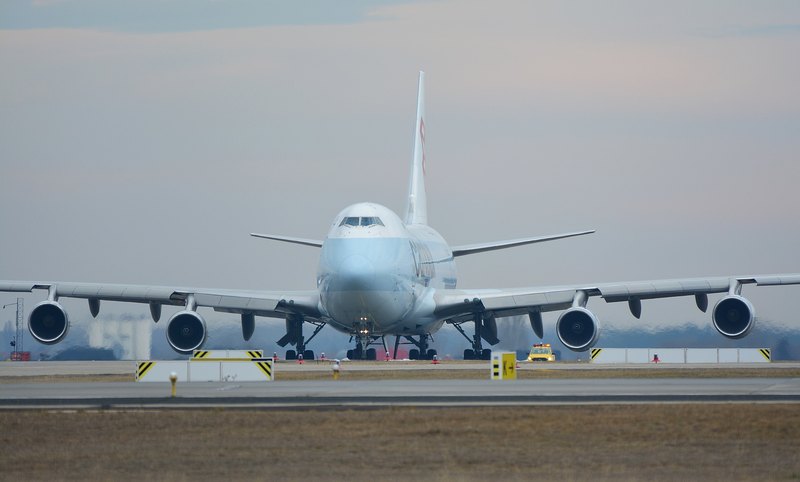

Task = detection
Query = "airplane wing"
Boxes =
[434,273,800,349]
[450,230,595,257]
[250,233,324,248]
[0,280,320,319]
[0,280,321,353]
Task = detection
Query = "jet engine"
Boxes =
[556,307,600,351]
[166,310,207,354]
[28,300,69,345]
[712,295,755,339]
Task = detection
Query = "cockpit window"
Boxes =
[339,216,384,227]
[340,217,360,227]
[360,217,384,226]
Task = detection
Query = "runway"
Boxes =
[2,361,799,408]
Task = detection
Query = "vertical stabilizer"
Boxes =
[405,71,428,225]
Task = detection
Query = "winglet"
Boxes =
[405,71,428,225]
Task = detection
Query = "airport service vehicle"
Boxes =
[2,72,800,360]
[528,344,556,362]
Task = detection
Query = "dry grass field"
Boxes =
[3,366,800,383]
[2,404,799,481]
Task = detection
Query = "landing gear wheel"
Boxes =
[463,349,474,360]
[303,350,315,361]
[409,348,419,360]
[481,348,492,360]
[426,349,437,360]
[286,349,297,360]
[346,349,354,360]
[366,348,377,360]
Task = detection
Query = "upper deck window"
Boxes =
[339,216,384,227]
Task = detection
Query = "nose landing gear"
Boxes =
[346,333,383,360]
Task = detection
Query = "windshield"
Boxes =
[339,217,384,227]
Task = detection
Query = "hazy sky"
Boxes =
[1,0,799,353]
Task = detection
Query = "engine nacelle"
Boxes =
[28,301,70,345]
[556,307,600,351]
[166,310,207,354]
[712,295,755,339]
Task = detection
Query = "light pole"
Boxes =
[3,298,24,359]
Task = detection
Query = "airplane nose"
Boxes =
[333,255,376,291]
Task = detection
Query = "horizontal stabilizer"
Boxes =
[250,233,324,248]
[451,230,595,257]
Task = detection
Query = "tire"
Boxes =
[409,349,419,360]
[481,348,492,360]
[427,349,437,360]
[303,350,315,361]
[346,349,354,360]
[285,350,297,360]
[366,348,377,360]
[463,349,474,360]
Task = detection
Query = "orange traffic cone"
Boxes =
[432,355,440,364]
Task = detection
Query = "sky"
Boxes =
[1,0,799,357]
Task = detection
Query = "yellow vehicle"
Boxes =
[527,343,556,362]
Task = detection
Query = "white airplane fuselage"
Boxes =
[317,202,456,337]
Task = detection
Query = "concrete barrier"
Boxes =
[590,348,771,364]
[136,358,274,382]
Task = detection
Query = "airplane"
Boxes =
[2,71,799,360]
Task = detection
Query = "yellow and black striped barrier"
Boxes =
[136,361,155,380]
[191,350,264,361]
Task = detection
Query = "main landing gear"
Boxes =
[392,334,437,360]
[277,314,325,361]
[449,312,498,360]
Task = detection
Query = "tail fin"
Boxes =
[405,71,428,225]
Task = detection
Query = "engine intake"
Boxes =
[712,295,754,339]
[29,301,69,345]
[166,310,207,354]
[556,307,600,351]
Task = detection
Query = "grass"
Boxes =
[2,404,799,481]
[3,365,800,383]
